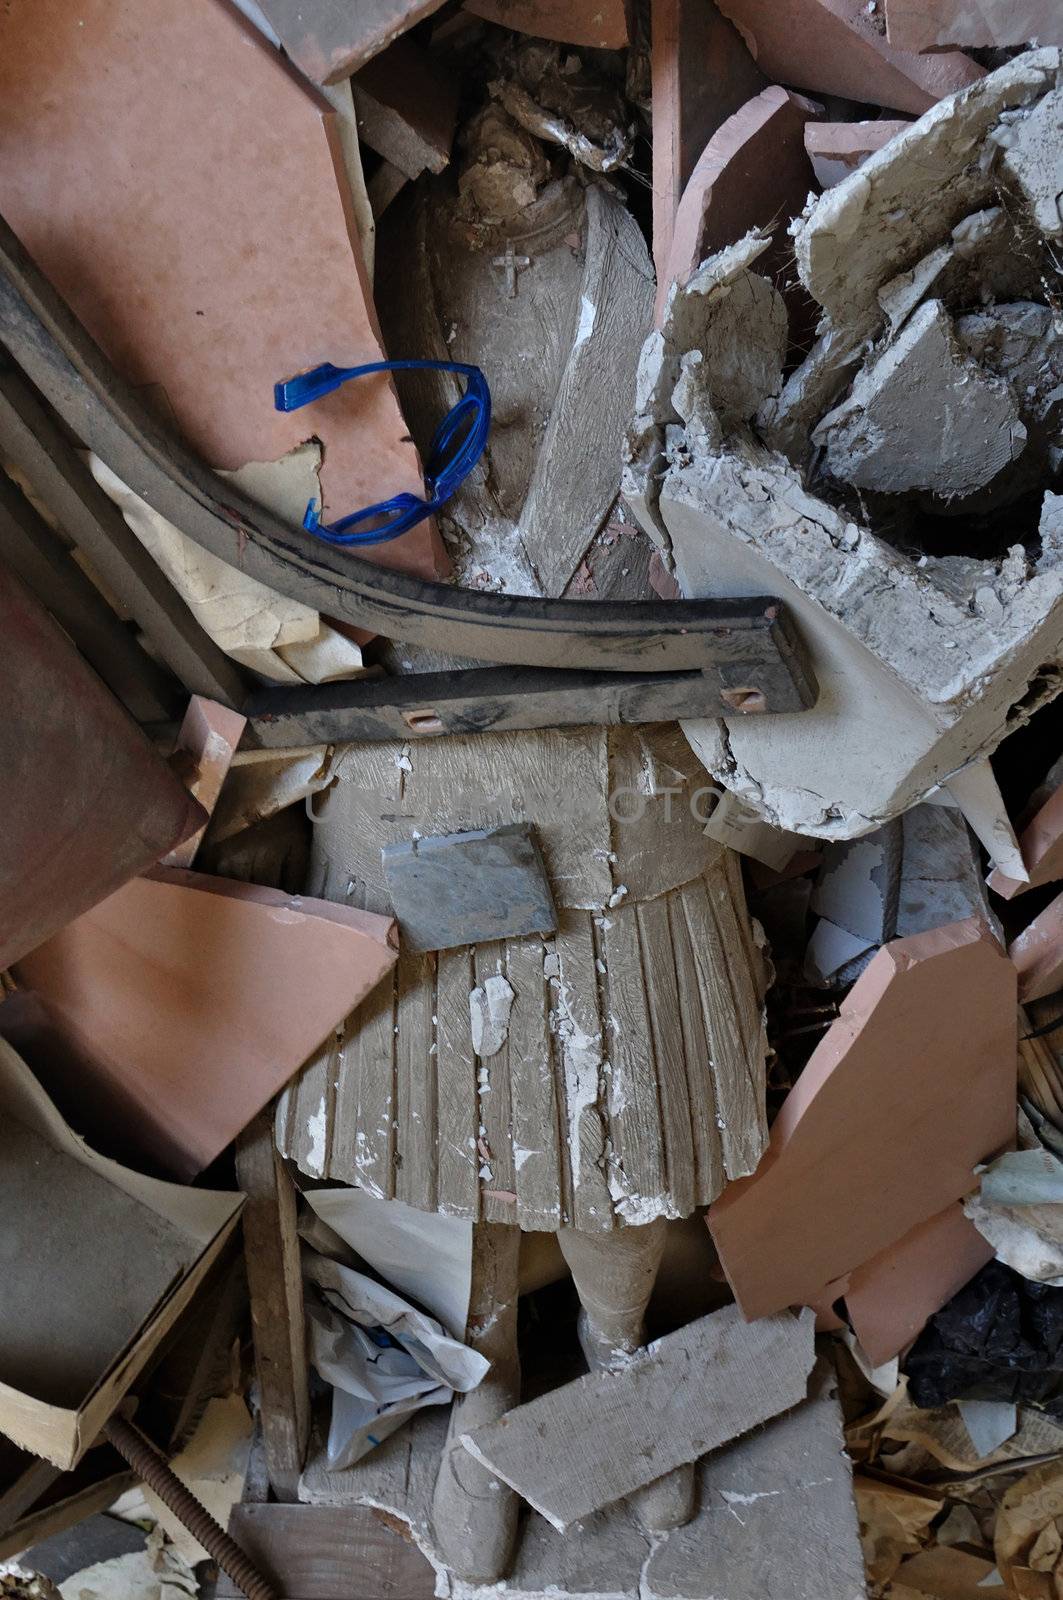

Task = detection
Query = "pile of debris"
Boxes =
[3,2,1063,1598]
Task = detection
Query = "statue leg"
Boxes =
[432,1221,522,1582]
[557,1221,697,1532]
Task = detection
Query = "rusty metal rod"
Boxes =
[102,1415,277,1600]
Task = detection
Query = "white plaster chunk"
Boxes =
[814,300,1027,497]
[623,234,786,544]
[664,436,1063,838]
[793,49,1061,329]
[1001,86,1063,237]
[955,302,1063,460]
[470,975,515,1059]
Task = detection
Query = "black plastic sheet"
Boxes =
[905,1261,1063,1416]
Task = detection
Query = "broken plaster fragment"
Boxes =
[792,50,1060,332]
[1001,87,1063,238]
[814,299,1027,498]
[470,974,515,1059]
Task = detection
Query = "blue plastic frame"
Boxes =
[273,358,491,547]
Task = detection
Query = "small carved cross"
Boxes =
[492,239,531,298]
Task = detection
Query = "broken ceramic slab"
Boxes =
[793,50,1060,332]
[656,85,820,322]
[813,300,1028,499]
[161,697,247,870]
[804,118,911,187]
[464,0,629,49]
[460,1306,815,1531]
[0,0,447,579]
[842,1203,994,1367]
[649,0,767,295]
[382,824,557,952]
[13,869,398,1180]
[708,918,1016,1321]
[990,760,1063,898]
[886,0,1063,50]
[713,0,982,115]
[1011,888,1063,1000]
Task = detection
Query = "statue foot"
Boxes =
[630,1462,697,1532]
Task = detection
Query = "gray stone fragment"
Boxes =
[642,1361,865,1600]
[814,299,1027,497]
[382,823,556,952]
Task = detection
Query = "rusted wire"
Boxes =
[102,1415,277,1600]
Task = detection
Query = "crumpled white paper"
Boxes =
[303,1249,489,1470]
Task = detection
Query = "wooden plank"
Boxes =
[601,903,667,1211]
[0,368,247,706]
[475,941,517,1224]
[462,1305,816,1531]
[345,976,398,1201]
[681,875,768,1180]
[435,945,481,1219]
[394,947,438,1211]
[669,885,725,1202]
[554,912,612,1231]
[0,1470,134,1564]
[234,1114,309,1502]
[0,465,179,721]
[218,1503,436,1598]
[507,936,561,1231]
[636,896,696,1218]
[254,0,450,83]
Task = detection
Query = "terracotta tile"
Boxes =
[161,698,248,871]
[254,0,450,80]
[804,119,912,187]
[885,0,1063,52]
[0,0,448,581]
[0,565,206,972]
[990,782,1063,899]
[844,1203,995,1366]
[651,0,766,290]
[1012,889,1063,1001]
[708,918,1016,1320]
[352,37,459,180]
[463,0,628,49]
[14,869,398,1180]
[657,86,820,322]
[714,0,983,115]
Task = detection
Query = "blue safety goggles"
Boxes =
[274,358,491,547]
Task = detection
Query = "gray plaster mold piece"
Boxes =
[642,1361,865,1600]
[956,301,1063,470]
[623,233,787,547]
[813,299,1027,497]
[623,52,1063,841]
[298,1362,864,1600]
[792,48,1061,331]
[381,823,556,952]
[661,435,1063,836]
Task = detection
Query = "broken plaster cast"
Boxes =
[813,299,1028,499]
[623,53,1063,841]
